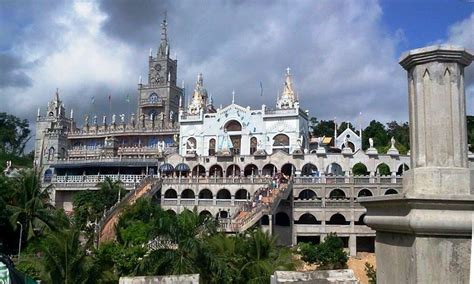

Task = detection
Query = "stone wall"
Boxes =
[119,274,199,284]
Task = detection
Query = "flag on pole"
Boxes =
[91,96,95,104]
[259,81,263,96]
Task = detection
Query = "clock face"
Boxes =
[154,64,162,71]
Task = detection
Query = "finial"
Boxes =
[149,48,152,57]
[139,75,142,85]
[168,71,171,82]
[37,107,40,117]
[286,66,291,75]
[70,109,74,119]
[232,90,235,104]
[182,80,185,89]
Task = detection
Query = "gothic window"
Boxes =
[208,138,216,156]
[272,134,290,153]
[47,147,55,161]
[186,137,197,154]
[250,137,257,155]
[148,93,159,103]
[224,120,242,131]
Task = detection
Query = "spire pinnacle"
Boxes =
[158,16,169,58]
[232,90,235,104]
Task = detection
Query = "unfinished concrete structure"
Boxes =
[361,45,474,283]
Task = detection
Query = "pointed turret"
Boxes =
[187,73,208,115]
[276,67,298,109]
[47,89,65,118]
[157,17,169,58]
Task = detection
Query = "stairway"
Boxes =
[97,177,162,244]
[226,179,293,233]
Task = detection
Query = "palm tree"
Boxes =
[39,228,89,284]
[7,169,63,241]
[96,177,126,209]
[239,229,296,283]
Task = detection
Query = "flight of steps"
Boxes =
[97,177,162,244]
[226,179,293,233]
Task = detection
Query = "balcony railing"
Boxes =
[293,175,402,184]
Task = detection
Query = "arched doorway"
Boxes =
[298,189,317,200]
[329,189,346,200]
[326,163,343,176]
[217,188,231,199]
[226,164,241,177]
[225,120,242,155]
[198,189,213,199]
[235,189,248,200]
[262,163,277,176]
[327,213,349,225]
[250,137,257,155]
[164,188,177,198]
[208,138,216,156]
[397,163,409,176]
[281,163,296,177]
[352,162,369,176]
[385,189,398,195]
[192,165,206,177]
[301,163,318,176]
[376,163,391,176]
[244,164,258,177]
[209,165,223,177]
[199,210,212,220]
[181,189,195,199]
[357,189,373,197]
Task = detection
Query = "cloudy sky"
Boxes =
[1,0,473,138]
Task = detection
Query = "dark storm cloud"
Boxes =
[99,0,171,46]
[0,53,32,88]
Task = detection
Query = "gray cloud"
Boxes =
[0,0,472,154]
[0,53,32,88]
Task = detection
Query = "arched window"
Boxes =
[376,163,391,176]
[397,163,409,176]
[224,120,242,131]
[198,189,213,199]
[250,137,257,155]
[208,138,216,156]
[329,189,346,200]
[273,134,290,153]
[302,163,318,176]
[244,164,258,177]
[262,164,277,176]
[326,163,343,176]
[148,93,159,103]
[164,188,177,198]
[166,209,177,216]
[260,215,270,225]
[43,169,53,183]
[217,189,231,199]
[281,163,295,176]
[209,165,223,177]
[181,189,195,199]
[217,210,229,219]
[226,164,240,177]
[327,213,349,225]
[385,189,398,195]
[192,165,206,177]
[186,137,197,154]
[47,147,55,161]
[199,210,212,220]
[295,213,321,225]
[235,189,248,200]
[298,189,317,200]
[352,162,368,176]
[355,214,366,225]
[358,189,373,197]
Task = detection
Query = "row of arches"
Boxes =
[164,188,249,200]
[296,188,398,200]
[294,213,366,226]
[159,161,410,177]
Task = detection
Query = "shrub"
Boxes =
[365,262,376,284]
[298,233,348,270]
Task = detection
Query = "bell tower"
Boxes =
[137,18,181,128]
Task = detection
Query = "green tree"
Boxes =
[298,233,348,270]
[310,118,335,138]
[352,162,369,176]
[0,113,31,156]
[363,120,389,151]
[7,169,65,241]
[467,115,474,152]
[337,121,356,135]
[386,121,410,154]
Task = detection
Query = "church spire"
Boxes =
[188,73,208,115]
[276,67,297,109]
[158,16,169,58]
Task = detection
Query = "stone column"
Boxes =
[360,45,474,284]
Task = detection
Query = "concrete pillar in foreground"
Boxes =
[360,45,474,284]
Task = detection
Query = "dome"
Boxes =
[175,163,190,172]
[159,163,174,173]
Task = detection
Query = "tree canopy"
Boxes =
[0,113,30,156]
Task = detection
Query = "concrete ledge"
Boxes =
[271,269,359,283]
[119,274,199,284]
[399,45,474,69]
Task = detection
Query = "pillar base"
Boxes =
[360,195,474,283]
